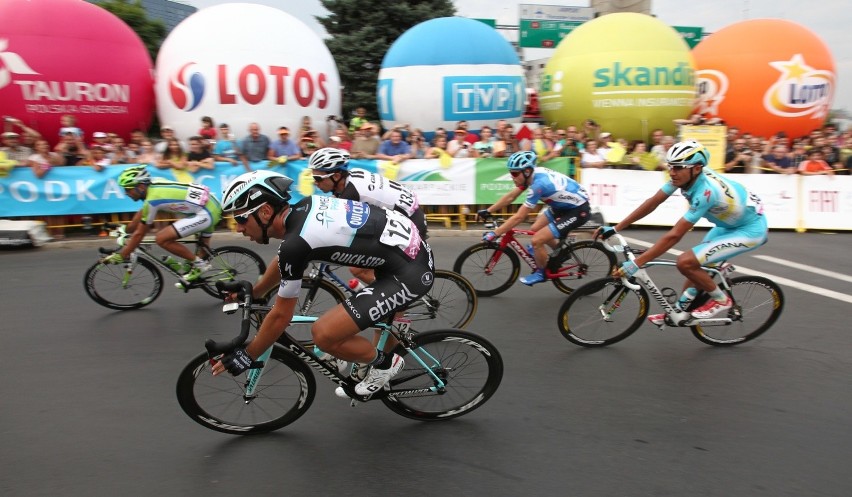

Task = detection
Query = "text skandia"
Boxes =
[592,97,692,108]
[785,83,830,105]
[14,81,129,102]
[217,65,329,108]
[329,252,386,267]
[594,62,694,87]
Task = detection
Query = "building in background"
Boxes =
[87,0,196,33]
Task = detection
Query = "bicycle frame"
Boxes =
[231,301,449,402]
[484,219,578,276]
[603,233,738,328]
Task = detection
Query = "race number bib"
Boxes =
[185,183,210,207]
[379,209,421,259]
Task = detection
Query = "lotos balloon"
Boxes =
[0,0,154,144]
[539,13,695,141]
[156,3,341,140]
[378,17,524,138]
[693,19,835,139]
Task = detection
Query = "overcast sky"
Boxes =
[182,0,851,112]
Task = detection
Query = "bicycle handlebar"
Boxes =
[599,231,641,290]
[205,280,255,357]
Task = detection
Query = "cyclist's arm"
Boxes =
[493,204,533,237]
[612,189,669,231]
[245,295,297,360]
[119,221,148,259]
[632,217,694,268]
[126,209,143,234]
[484,186,523,214]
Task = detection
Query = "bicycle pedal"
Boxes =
[349,399,358,408]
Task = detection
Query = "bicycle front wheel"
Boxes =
[83,258,163,310]
[549,240,618,294]
[453,242,520,297]
[383,329,503,421]
[405,270,478,331]
[175,345,316,435]
[691,276,784,346]
[199,246,267,298]
[557,277,648,347]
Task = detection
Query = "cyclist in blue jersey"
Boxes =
[102,165,222,282]
[604,140,768,322]
[479,150,592,286]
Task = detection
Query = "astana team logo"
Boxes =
[0,39,39,91]
[764,53,834,119]
[169,62,205,111]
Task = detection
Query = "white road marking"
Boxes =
[751,255,852,284]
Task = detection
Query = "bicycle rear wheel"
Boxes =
[405,270,478,331]
[549,240,618,294]
[557,277,648,347]
[199,246,266,298]
[83,258,163,310]
[382,329,503,420]
[453,242,520,297]
[175,345,316,435]
[691,276,784,346]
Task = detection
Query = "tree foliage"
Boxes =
[317,0,456,120]
[94,0,166,62]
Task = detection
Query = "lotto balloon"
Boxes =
[156,3,341,139]
[378,17,524,136]
[539,13,695,141]
[693,19,835,139]
[0,0,154,143]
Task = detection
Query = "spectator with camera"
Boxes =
[447,128,473,158]
[53,131,87,166]
[724,138,751,173]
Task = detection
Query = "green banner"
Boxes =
[519,19,583,48]
[473,18,496,28]
[673,26,704,48]
[474,157,573,204]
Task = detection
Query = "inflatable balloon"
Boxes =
[378,17,524,137]
[156,3,341,140]
[0,0,154,144]
[539,13,695,141]
[693,19,835,139]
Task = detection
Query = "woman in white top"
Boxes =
[28,139,62,179]
[580,139,607,169]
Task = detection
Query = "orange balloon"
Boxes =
[692,19,835,139]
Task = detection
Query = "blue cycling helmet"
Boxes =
[666,139,710,167]
[309,147,350,172]
[507,150,537,171]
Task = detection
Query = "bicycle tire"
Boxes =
[453,242,520,297]
[382,329,503,421]
[175,345,316,435]
[405,269,478,330]
[83,257,163,310]
[691,276,784,346]
[557,277,649,347]
[199,246,267,298]
[549,240,618,294]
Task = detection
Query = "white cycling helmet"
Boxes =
[221,170,293,213]
[308,147,350,172]
[666,139,710,167]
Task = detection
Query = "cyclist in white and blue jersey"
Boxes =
[480,150,591,285]
[605,140,768,323]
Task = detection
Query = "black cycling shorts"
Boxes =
[545,204,591,239]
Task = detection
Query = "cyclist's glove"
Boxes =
[102,253,124,264]
[482,231,497,243]
[620,260,640,277]
[221,347,263,376]
[477,209,492,221]
[600,226,617,240]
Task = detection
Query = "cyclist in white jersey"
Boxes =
[479,150,592,285]
[603,140,768,322]
[102,165,222,281]
[210,170,433,396]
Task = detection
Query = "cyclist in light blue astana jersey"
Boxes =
[480,150,592,286]
[605,139,768,323]
[101,165,223,282]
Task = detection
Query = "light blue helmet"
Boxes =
[507,150,536,171]
[666,139,710,167]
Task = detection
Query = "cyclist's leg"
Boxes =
[543,204,592,266]
[159,212,214,268]
[347,267,398,352]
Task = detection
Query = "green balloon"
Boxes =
[540,13,696,142]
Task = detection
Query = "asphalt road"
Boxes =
[1,228,851,497]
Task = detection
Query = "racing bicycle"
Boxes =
[176,281,504,435]
[288,263,478,334]
[84,223,265,310]
[453,216,617,296]
[556,232,784,347]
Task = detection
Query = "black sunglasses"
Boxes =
[509,170,524,177]
[312,173,334,182]
[233,202,266,225]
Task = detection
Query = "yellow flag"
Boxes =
[380,161,400,180]
[172,170,194,184]
[298,168,315,197]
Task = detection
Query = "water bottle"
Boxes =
[348,278,366,292]
[525,243,535,258]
